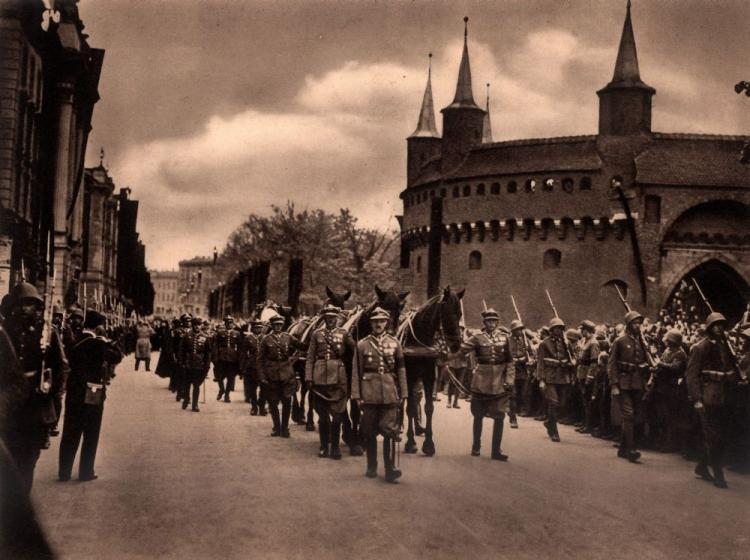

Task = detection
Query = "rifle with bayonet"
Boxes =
[38,234,55,395]
[510,295,535,366]
[544,289,575,364]
[691,278,743,377]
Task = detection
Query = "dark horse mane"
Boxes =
[399,287,464,353]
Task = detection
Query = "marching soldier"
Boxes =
[259,314,302,437]
[172,314,191,400]
[240,319,267,416]
[509,319,534,423]
[536,317,575,443]
[0,282,68,493]
[460,308,515,460]
[607,310,650,463]
[179,317,212,412]
[352,307,407,483]
[575,320,600,435]
[58,310,123,481]
[686,312,747,488]
[305,304,355,459]
[211,315,241,402]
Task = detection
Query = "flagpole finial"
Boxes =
[463,16,469,40]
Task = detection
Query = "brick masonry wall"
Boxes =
[0,16,21,210]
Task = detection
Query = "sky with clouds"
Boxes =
[77,0,750,270]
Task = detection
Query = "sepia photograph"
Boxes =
[0,0,748,558]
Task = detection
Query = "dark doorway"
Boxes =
[665,259,749,326]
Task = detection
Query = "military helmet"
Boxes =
[580,319,596,332]
[68,306,85,319]
[565,328,582,341]
[10,282,43,306]
[180,313,191,322]
[549,317,565,329]
[370,307,390,321]
[84,310,106,330]
[321,304,341,317]
[509,319,524,332]
[705,312,727,329]
[269,313,285,324]
[624,310,643,325]
[250,318,265,326]
[191,317,202,325]
[741,328,750,339]
[481,308,500,321]
[663,329,683,345]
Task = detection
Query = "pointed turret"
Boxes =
[482,83,493,143]
[409,54,439,138]
[406,54,443,186]
[441,17,486,171]
[597,1,656,135]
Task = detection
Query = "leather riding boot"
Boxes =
[330,419,342,459]
[281,398,291,437]
[318,421,330,457]
[471,415,482,456]
[384,437,401,483]
[491,417,508,461]
[270,405,281,436]
[365,437,378,478]
[710,449,727,488]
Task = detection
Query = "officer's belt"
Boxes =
[362,368,394,375]
[266,356,290,362]
[543,358,568,366]
[477,359,509,365]
[617,361,648,372]
[700,369,733,382]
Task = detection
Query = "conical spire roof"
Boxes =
[444,17,481,110]
[603,1,654,92]
[482,83,493,143]
[409,54,440,138]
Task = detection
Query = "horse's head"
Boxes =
[440,286,464,352]
[374,284,409,333]
[324,286,351,309]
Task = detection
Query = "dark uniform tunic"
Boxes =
[608,332,650,452]
[239,331,265,407]
[463,329,515,418]
[352,333,407,439]
[509,332,533,414]
[577,337,601,430]
[179,329,212,407]
[305,326,354,414]
[259,331,300,402]
[211,326,241,388]
[536,335,574,419]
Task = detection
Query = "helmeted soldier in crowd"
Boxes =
[607,310,650,463]
[0,282,68,494]
[179,317,212,412]
[460,308,515,460]
[446,325,471,409]
[536,317,575,443]
[686,312,747,488]
[259,314,302,437]
[352,307,407,483]
[575,320,600,435]
[305,304,355,459]
[211,315,241,402]
[59,310,122,481]
[647,329,688,452]
[63,306,85,349]
[509,319,534,423]
[240,319,267,415]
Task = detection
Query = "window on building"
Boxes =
[543,178,555,192]
[562,178,574,193]
[463,185,471,197]
[543,249,562,269]
[525,179,536,193]
[416,255,422,274]
[440,188,446,197]
[469,250,482,270]
[476,184,485,196]
[507,181,517,194]
[645,195,661,224]
[453,186,460,198]
[580,177,592,190]
[491,183,500,195]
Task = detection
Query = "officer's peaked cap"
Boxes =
[224,315,234,322]
[269,313,285,323]
[481,308,500,320]
[369,307,390,321]
[705,312,727,329]
[321,304,341,317]
[69,306,85,319]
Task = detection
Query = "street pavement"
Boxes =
[30,353,749,560]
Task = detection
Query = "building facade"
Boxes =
[177,257,217,319]
[151,270,179,317]
[399,6,750,327]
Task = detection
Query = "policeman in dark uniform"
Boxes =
[575,320,600,434]
[509,319,534,422]
[0,282,68,493]
[212,315,241,402]
[536,317,575,442]
[59,310,122,481]
[240,319,266,415]
[460,308,515,460]
[352,307,407,483]
[305,304,355,459]
[259,314,302,437]
[179,317,212,412]
[686,312,747,488]
[607,310,650,463]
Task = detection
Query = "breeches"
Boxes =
[361,404,400,440]
[264,379,296,403]
[471,394,508,419]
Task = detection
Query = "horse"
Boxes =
[397,286,464,456]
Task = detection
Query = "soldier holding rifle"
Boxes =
[509,295,536,423]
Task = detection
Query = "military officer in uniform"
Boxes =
[305,304,355,459]
[211,315,241,402]
[240,319,266,416]
[460,308,515,460]
[607,310,651,463]
[179,317,212,412]
[536,317,575,443]
[509,319,534,423]
[172,314,191,400]
[59,310,122,481]
[352,307,407,483]
[259,314,302,437]
[575,320,600,435]
[686,312,746,488]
